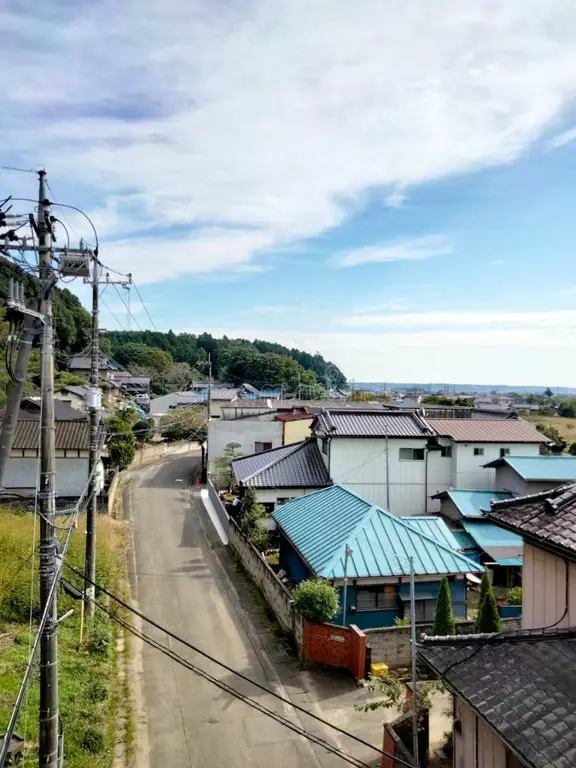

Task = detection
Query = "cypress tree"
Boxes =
[433,576,456,635]
[475,570,502,633]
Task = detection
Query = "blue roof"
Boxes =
[440,489,514,518]
[492,455,576,482]
[272,485,482,580]
[399,516,460,550]
[461,520,524,548]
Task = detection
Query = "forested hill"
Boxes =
[105,331,347,392]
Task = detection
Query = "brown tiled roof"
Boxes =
[419,629,576,768]
[6,420,106,451]
[487,484,576,560]
[426,418,547,443]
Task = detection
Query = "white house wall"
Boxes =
[4,457,103,497]
[208,420,282,466]
[494,464,562,496]
[253,487,317,507]
[452,442,540,490]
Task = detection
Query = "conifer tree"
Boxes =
[433,576,456,635]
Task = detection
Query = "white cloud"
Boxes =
[384,187,407,209]
[340,308,576,328]
[2,1,576,281]
[334,235,453,268]
[547,126,576,150]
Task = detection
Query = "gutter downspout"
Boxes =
[424,447,429,515]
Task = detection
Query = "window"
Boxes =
[321,438,329,455]
[399,448,425,461]
[500,448,510,458]
[412,599,437,622]
[473,447,485,457]
[356,585,398,611]
[440,446,452,458]
[276,497,293,506]
[254,441,272,453]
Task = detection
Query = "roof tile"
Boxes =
[426,418,547,443]
[313,409,431,438]
[231,439,330,488]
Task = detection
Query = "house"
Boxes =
[110,375,151,396]
[54,385,89,412]
[483,454,576,496]
[310,410,545,515]
[272,485,482,629]
[18,396,88,422]
[1,419,106,498]
[208,413,283,467]
[231,439,331,512]
[425,418,546,498]
[430,489,522,587]
[419,485,576,767]
[274,412,315,445]
[68,353,123,381]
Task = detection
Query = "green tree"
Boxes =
[292,580,339,624]
[569,443,576,456]
[507,586,522,606]
[213,442,244,490]
[357,676,443,712]
[349,390,374,402]
[433,577,456,636]
[160,407,207,443]
[132,418,155,444]
[475,570,502,633]
[107,414,137,469]
[239,488,270,550]
[544,387,554,398]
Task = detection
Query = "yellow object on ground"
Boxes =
[371,662,389,678]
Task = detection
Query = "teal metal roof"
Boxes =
[494,557,523,566]
[493,455,576,482]
[461,520,523,549]
[272,485,482,580]
[400,516,460,550]
[443,489,514,518]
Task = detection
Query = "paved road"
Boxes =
[129,454,325,768]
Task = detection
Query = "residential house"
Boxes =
[274,412,314,445]
[54,385,89,412]
[68,353,123,381]
[1,419,106,498]
[231,439,331,512]
[110,374,151,402]
[311,410,545,515]
[425,419,546,498]
[484,454,576,496]
[209,413,283,467]
[272,485,482,629]
[431,489,521,587]
[419,483,576,768]
[18,397,88,422]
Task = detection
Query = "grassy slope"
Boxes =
[0,508,127,767]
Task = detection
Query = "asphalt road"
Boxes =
[129,453,324,768]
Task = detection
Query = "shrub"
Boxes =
[292,580,339,624]
[86,624,112,658]
[88,681,108,702]
[393,616,410,626]
[475,570,502,633]
[507,586,523,605]
[248,526,270,552]
[81,726,105,753]
[433,576,456,636]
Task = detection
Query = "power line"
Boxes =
[112,283,143,331]
[63,563,415,768]
[132,281,158,331]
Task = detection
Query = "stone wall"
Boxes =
[366,617,522,669]
[228,519,295,635]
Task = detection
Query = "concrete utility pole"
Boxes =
[84,257,100,617]
[37,169,60,768]
[409,556,419,768]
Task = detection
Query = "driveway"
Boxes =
[128,453,344,768]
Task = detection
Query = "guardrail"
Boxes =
[207,479,229,536]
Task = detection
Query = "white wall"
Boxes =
[4,457,104,497]
[328,437,452,514]
[494,464,563,496]
[54,392,86,412]
[208,419,282,465]
[453,442,541,490]
[253,487,316,508]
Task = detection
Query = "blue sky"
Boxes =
[3,1,576,386]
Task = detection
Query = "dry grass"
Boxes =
[523,414,576,444]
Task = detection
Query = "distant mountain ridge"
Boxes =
[355,382,576,395]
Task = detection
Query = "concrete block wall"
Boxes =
[366,617,522,669]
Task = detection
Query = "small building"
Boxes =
[419,482,576,768]
[272,485,482,629]
[431,488,521,588]
[274,412,315,445]
[208,413,283,468]
[68,353,123,381]
[1,419,106,498]
[484,454,576,496]
[54,385,89,412]
[231,439,331,512]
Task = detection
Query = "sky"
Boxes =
[3,1,576,386]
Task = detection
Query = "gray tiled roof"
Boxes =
[3,420,107,451]
[231,439,331,488]
[313,409,431,438]
[419,630,576,768]
[487,484,576,560]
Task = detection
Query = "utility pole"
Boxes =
[84,257,100,617]
[37,169,60,768]
[409,556,419,767]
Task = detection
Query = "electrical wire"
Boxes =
[131,282,158,331]
[63,563,414,767]
[112,283,143,331]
